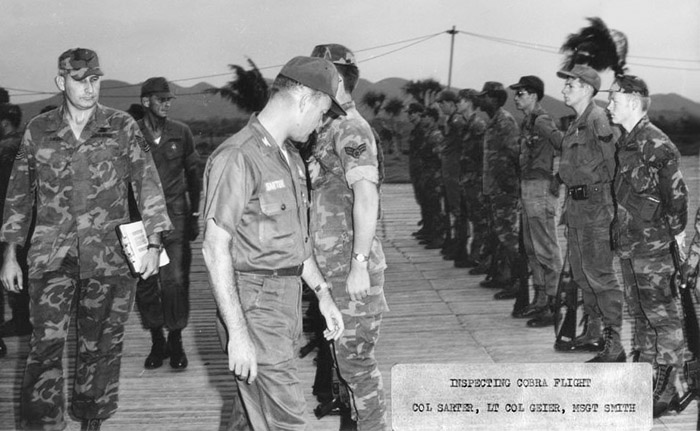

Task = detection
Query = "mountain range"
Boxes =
[15,77,700,124]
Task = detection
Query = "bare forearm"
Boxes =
[352,179,379,256]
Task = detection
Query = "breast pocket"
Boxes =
[164,139,184,161]
[35,151,68,183]
[258,189,295,248]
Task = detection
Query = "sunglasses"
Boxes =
[515,90,530,98]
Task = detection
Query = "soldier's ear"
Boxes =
[141,96,150,108]
[55,75,66,92]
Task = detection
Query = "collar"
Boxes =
[44,102,110,135]
[248,114,294,157]
[619,115,650,149]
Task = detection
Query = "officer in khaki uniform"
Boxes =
[606,75,687,417]
[136,77,201,370]
[202,56,345,431]
[0,48,172,431]
[309,43,389,431]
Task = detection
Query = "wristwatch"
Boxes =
[147,243,162,252]
[352,252,369,263]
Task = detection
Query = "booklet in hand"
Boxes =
[116,221,170,277]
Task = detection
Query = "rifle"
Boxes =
[669,240,700,413]
[553,252,584,351]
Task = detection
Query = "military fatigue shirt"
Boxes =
[308,101,388,315]
[0,103,172,279]
[615,116,687,258]
[558,102,618,227]
[482,107,520,197]
[519,106,562,181]
[441,112,467,161]
[203,115,311,271]
[461,112,487,174]
[138,118,201,216]
[408,122,426,161]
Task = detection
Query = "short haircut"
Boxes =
[335,63,359,94]
[525,87,544,101]
[270,75,324,101]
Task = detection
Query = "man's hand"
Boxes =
[347,264,370,301]
[139,248,161,279]
[0,256,23,293]
[187,214,200,241]
[317,292,344,341]
[227,327,258,384]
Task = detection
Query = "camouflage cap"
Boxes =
[278,56,346,117]
[141,77,176,98]
[605,74,649,97]
[436,90,458,103]
[58,48,103,81]
[310,44,356,66]
[556,64,600,92]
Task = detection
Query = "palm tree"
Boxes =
[207,58,269,114]
[361,91,386,116]
[402,79,443,106]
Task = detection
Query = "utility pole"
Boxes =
[447,25,457,90]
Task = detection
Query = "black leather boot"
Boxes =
[144,327,169,369]
[586,327,626,363]
[168,329,188,370]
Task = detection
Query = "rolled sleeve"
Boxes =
[346,165,379,187]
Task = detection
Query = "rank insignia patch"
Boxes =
[344,143,367,159]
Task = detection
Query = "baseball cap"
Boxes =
[605,75,649,97]
[278,56,346,117]
[476,81,507,97]
[556,64,601,92]
[436,90,458,103]
[509,75,544,99]
[141,77,176,98]
[58,48,103,81]
[310,44,356,66]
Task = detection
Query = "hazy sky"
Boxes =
[3,0,699,104]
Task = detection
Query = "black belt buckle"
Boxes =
[569,185,588,201]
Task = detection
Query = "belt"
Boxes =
[567,183,609,196]
[237,264,304,277]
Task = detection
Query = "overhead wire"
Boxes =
[5,28,700,98]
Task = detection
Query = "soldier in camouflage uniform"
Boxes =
[418,108,447,248]
[0,48,172,431]
[555,65,625,362]
[309,44,389,431]
[508,76,563,326]
[476,82,526,309]
[606,75,687,417]
[436,90,468,260]
[456,89,487,268]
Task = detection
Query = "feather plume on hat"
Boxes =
[560,17,628,76]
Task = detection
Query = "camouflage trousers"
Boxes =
[567,223,623,329]
[521,179,562,296]
[331,272,388,431]
[22,255,136,430]
[620,255,683,368]
[462,176,488,259]
[485,194,520,256]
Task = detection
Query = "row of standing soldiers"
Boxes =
[407,67,700,418]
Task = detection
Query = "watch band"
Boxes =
[313,281,330,293]
[147,243,162,250]
[352,252,369,263]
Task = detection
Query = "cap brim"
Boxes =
[508,83,526,90]
[556,70,576,80]
[327,97,346,118]
[69,68,104,81]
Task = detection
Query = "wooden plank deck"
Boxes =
[3,159,700,429]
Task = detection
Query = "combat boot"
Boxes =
[586,327,626,363]
[556,315,604,352]
[144,327,169,369]
[653,364,680,418]
[514,285,547,318]
[493,280,520,300]
[526,296,556,327]
[168,329,188,370]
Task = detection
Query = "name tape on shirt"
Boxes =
[265,180,286,191]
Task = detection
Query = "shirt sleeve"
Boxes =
[592,112,617,179]
[334,121,379,187]
[0,128,35,244]
[203,147,252,239]
[127,118,173,236]
[182,125,201,213]
[652,141,688,236]
[535,115,563,155]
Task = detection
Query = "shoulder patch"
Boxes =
[344,143,367,159]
